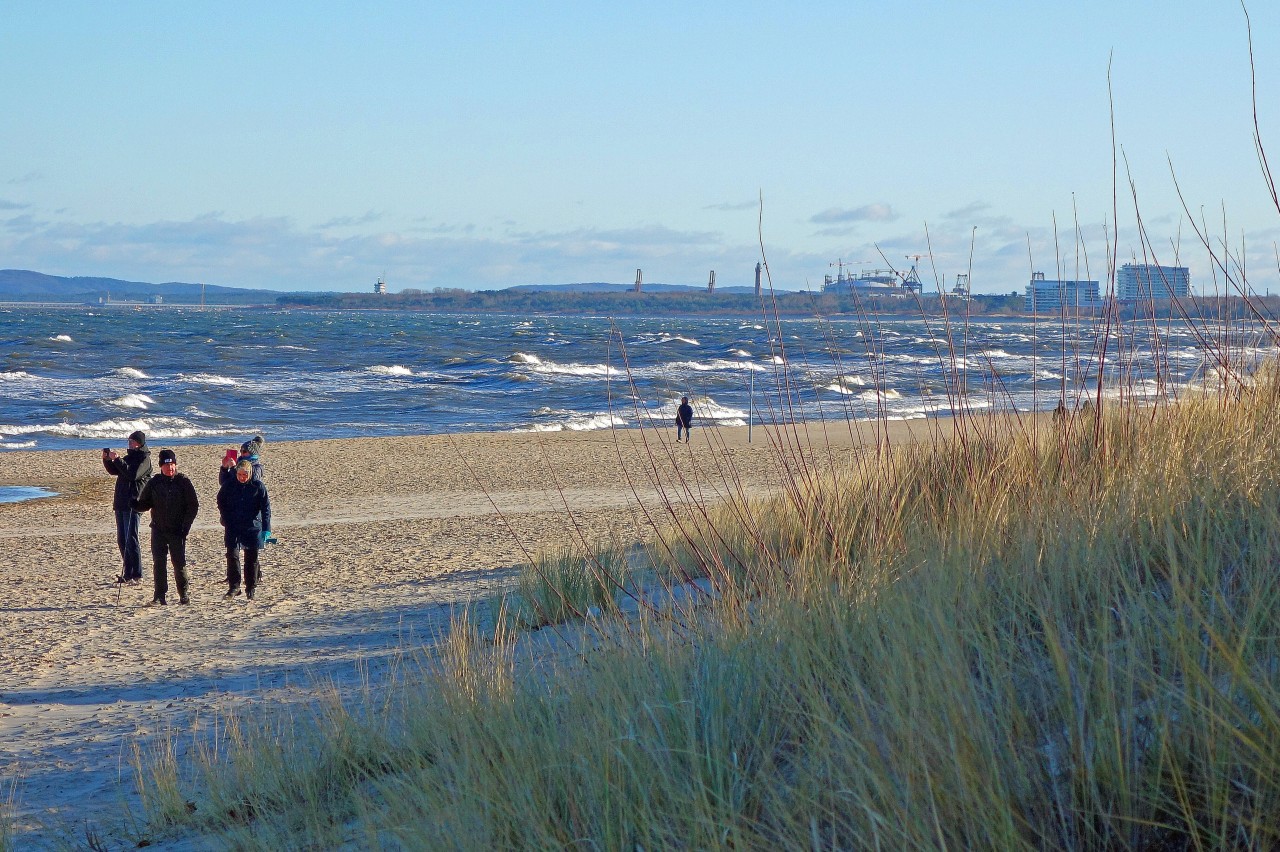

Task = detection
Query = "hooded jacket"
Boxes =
[133,471,199,537]
[104,446,153,511]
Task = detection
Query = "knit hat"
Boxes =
[158,449,177,465]
[128,430,146,446]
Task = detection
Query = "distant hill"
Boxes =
[0,270,281,305]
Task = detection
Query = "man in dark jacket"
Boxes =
[133,449,199,606]
[676,396,694,443]
[217,458,272,601]
[102,430,152,584]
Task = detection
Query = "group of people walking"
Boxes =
[103,431,272,605]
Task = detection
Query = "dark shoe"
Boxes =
[245,588,255,600]
[224,586,242,599]
[178,594,190,605]
[148,596,166,606]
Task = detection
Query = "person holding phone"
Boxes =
[219,436,264,485]
[102,430,152,584]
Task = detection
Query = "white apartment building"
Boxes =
[1117,263,1191,301]
[1025,272,1101,313]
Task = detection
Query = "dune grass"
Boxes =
[133,374,1280,848]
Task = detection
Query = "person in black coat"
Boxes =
[676,396,694,443]
[133,448,199,605]
[217,458,272,601]
[102,430,152,583]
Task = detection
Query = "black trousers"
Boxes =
[150,529,189,599]
[226,545,260,591]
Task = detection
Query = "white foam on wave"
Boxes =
[115,367,151,379]
[729,348,751,357]
[515,354,621,377]
[0,416,235,441]
[655,359,767,374]
[183,373,238,386]
[109,393,156,409]
[520,412,628,432]
[0,371,35,381]
[653,396,747,422]
[367,365,415,377]
[0,440,37,450]
[49,334,73,343]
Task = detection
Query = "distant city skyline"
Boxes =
[2,2,1278,294]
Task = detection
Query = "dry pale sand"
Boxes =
[0,418,927,846]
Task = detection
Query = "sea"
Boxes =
[0,306,1274,453]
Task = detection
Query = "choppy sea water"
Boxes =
[0,307,1274,452]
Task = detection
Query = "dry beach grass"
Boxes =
[128,389,1280,850]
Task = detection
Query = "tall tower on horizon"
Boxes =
[754,262,762,297]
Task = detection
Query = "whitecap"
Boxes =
[184,373,238,386]
[49,334,73,342]
[729,349,751,357]
[0,416,237,441]
[509,352,543,365]
[115,367,151,379]
[519,413,628,432]
[109,393,156,409]
[0,440,37,450]
[0,371,35,381]
[367,365,414,377]
[522,358,621,377]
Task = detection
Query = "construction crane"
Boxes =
[902,254,924,293]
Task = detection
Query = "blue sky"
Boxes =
[2,2,1278,294]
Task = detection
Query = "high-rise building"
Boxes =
[1025,272,1100,313]
[1117,263,1190,301]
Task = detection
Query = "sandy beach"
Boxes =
[0,419,925,845]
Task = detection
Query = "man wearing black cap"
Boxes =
[102,430,152,584]
[133,449,199,605]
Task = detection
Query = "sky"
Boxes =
[2,2,1279,295]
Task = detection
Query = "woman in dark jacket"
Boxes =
[102,430,152,583]
[217,458,272,600]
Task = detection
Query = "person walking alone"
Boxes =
[675,396,694,443]
[217,458,271,601]
[133,449,199,605]
[102,430,152,584]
